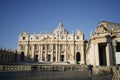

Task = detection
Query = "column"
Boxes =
[93,43,96,65]
[64,44,67,61]
[106,43,113,66]
[56,44,58,62]
[64,44,66,61]
[40,44,43,61]
[31,45,35,60]
[45,44,47,61]
[38,45,41,61]
[95,43,99,66]
[112,39,116,65]
[73,43,75,61]
[51,44,53,62]
[58,44,60,62]
[81,45,84,64]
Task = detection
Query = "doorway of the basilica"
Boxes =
[76,52,81,64]
[47,55,51,62]
[98,43,107,66]
[35,55,38,62]
[20,52,24,61]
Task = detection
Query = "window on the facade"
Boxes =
[54,37,56,39]
[30,37,33,40]
[47,55,51,62]
[68,37,71,39]
[53,44,56,49]
[116,42,120,52]
[36,36,39,39]
[60,55,64,61]
[43,45,45,50]
[35,51,38,53]
[22,37,25,40]
[53,57,56,61]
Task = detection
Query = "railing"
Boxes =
[35,65,87,71]
[0,64,87,72]
[0,65,31,71]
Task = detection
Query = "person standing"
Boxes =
[88,64,93,77]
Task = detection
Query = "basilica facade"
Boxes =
[18,22,85,64]
[18,21,120,66]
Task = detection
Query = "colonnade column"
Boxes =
[106,43,113,66]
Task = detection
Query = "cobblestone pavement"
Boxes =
[0,71,112,80]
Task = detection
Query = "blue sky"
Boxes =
[0,0,120,50]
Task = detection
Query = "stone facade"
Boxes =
[18,21,120,66]
[18,22,85,64]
